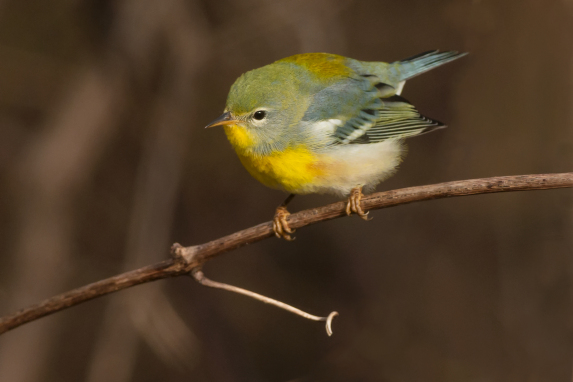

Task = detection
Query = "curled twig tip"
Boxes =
[323,311,339,336]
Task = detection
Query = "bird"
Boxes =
[206,50,466,240]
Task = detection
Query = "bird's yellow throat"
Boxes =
[223,124,256,150]
[224,124,324,192]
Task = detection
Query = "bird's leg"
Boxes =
[273,194,296,241]
[346,186,370,220]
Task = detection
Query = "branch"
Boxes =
[1,173,571,335]
[190,268,339,336]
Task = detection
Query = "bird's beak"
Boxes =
[205,112,237,128]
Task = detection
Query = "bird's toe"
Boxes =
[273,206,295,240]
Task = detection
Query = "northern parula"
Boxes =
[207,50,466,240]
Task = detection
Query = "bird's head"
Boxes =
[206,63,311,155]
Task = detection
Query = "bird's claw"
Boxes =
[346,187,371,221]
[273,206,295,240]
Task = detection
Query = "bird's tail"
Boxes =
[394,50,467,81]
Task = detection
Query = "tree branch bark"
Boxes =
[1,173,571,335]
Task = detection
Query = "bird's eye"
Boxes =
[253,110,267,120]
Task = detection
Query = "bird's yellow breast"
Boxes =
[224,124,323,193]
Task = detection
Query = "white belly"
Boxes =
[311,139,405,196]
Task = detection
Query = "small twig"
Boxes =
[0,173,572,335]
[190,268,338,336]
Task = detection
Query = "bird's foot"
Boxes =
[273,206,295,241]
[346,186,371,221]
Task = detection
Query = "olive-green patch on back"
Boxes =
[278,53,351,82]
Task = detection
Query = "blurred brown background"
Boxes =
[0,0,572,381]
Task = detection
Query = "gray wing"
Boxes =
[332,76,445,145]
[359,94,444,143]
